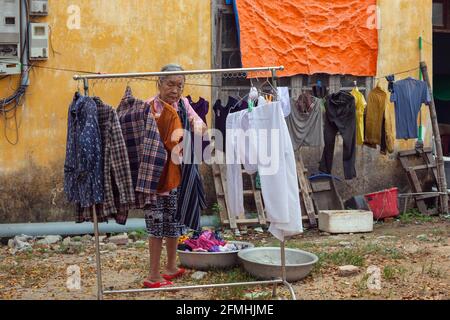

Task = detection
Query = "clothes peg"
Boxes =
[248,86,258,113]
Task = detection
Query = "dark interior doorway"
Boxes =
[433,0,450,155]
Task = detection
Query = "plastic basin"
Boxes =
[238,247,318,282]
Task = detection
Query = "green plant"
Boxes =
[211,203,222,216]
[382,265,406,281]
[203,268,257,300]
[133,229,148,239]
[422,262,444,278]
[355,273,370,293]
[399,209,433,224]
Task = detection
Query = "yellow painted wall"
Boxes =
[0,0,212,174]
[377,0,433,149]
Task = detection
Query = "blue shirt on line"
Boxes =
[390,77,431,140]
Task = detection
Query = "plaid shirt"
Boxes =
[76,98,135,225]
[117,87,167,208]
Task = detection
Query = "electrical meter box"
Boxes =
[0,0,21,75]
[29,0,48,16]
[29,22,48,60]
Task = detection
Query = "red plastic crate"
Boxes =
[364,188,399,220]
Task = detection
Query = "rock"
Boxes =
[134,240,146,246]
[98,235,107,242]
[109,234,129,246]
[417,234,428,241]
[8,239,14,248]
[71,236,82,242]
[10,237,32,253]
[128,239,134,244]
[339,241,352,247]
[128,231,139,241]
[320,232,331,236]
[37,235,62,245]
[62,237,71,246]
[404,244,419,254]
[81,235,93,243]
[105,243,118,251]
[191,271,208,280]
[377,236,397,240]
[69,241,83,248]
[338,265,360,277]
[254,227,264,233]
[36,239,49,245]
[244,292,271,299]
[15,234,34,242]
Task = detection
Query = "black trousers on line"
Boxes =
[319,92,357,180]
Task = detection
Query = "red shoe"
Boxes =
[162,268,186,281]
[143,279,173,289]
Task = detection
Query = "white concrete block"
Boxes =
[318,210,373,234]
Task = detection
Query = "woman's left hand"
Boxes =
[189,116,207,135]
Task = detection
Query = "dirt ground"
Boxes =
[0,216,449,300]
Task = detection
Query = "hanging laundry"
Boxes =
[226,101,303,241]
[150,100,183,194]
[295,91,313,113]
[187,95,211,162]
[116,87,167,208]
[213,96,248,153]
[186,96,209,125]
[365,86,395,154]
[390,77,431,139]
[386,75,395,93]
[285,94,324,150]
[277,87,291,117]
[225,109,258,220]
[351,87,367,146]
[175,99,207,231]
[76,97,135,225]
[64,93,104,210]
[319,91,357,180]
[312,83,327,99]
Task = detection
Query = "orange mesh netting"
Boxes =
[235,0,378,77]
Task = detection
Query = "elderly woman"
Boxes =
[143,64,207,288]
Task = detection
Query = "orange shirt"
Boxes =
[151,100,183,193]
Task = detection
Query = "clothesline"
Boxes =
[10,64,424,91]
[374,67,420,80]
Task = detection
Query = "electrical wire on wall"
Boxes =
[0,0,30,145]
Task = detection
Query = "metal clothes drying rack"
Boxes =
[73,66,297,300]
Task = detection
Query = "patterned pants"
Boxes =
[144,189,186,238]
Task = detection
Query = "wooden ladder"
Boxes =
[295,151,318,228]
[398,147,440,215]
[212,163,267,230]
